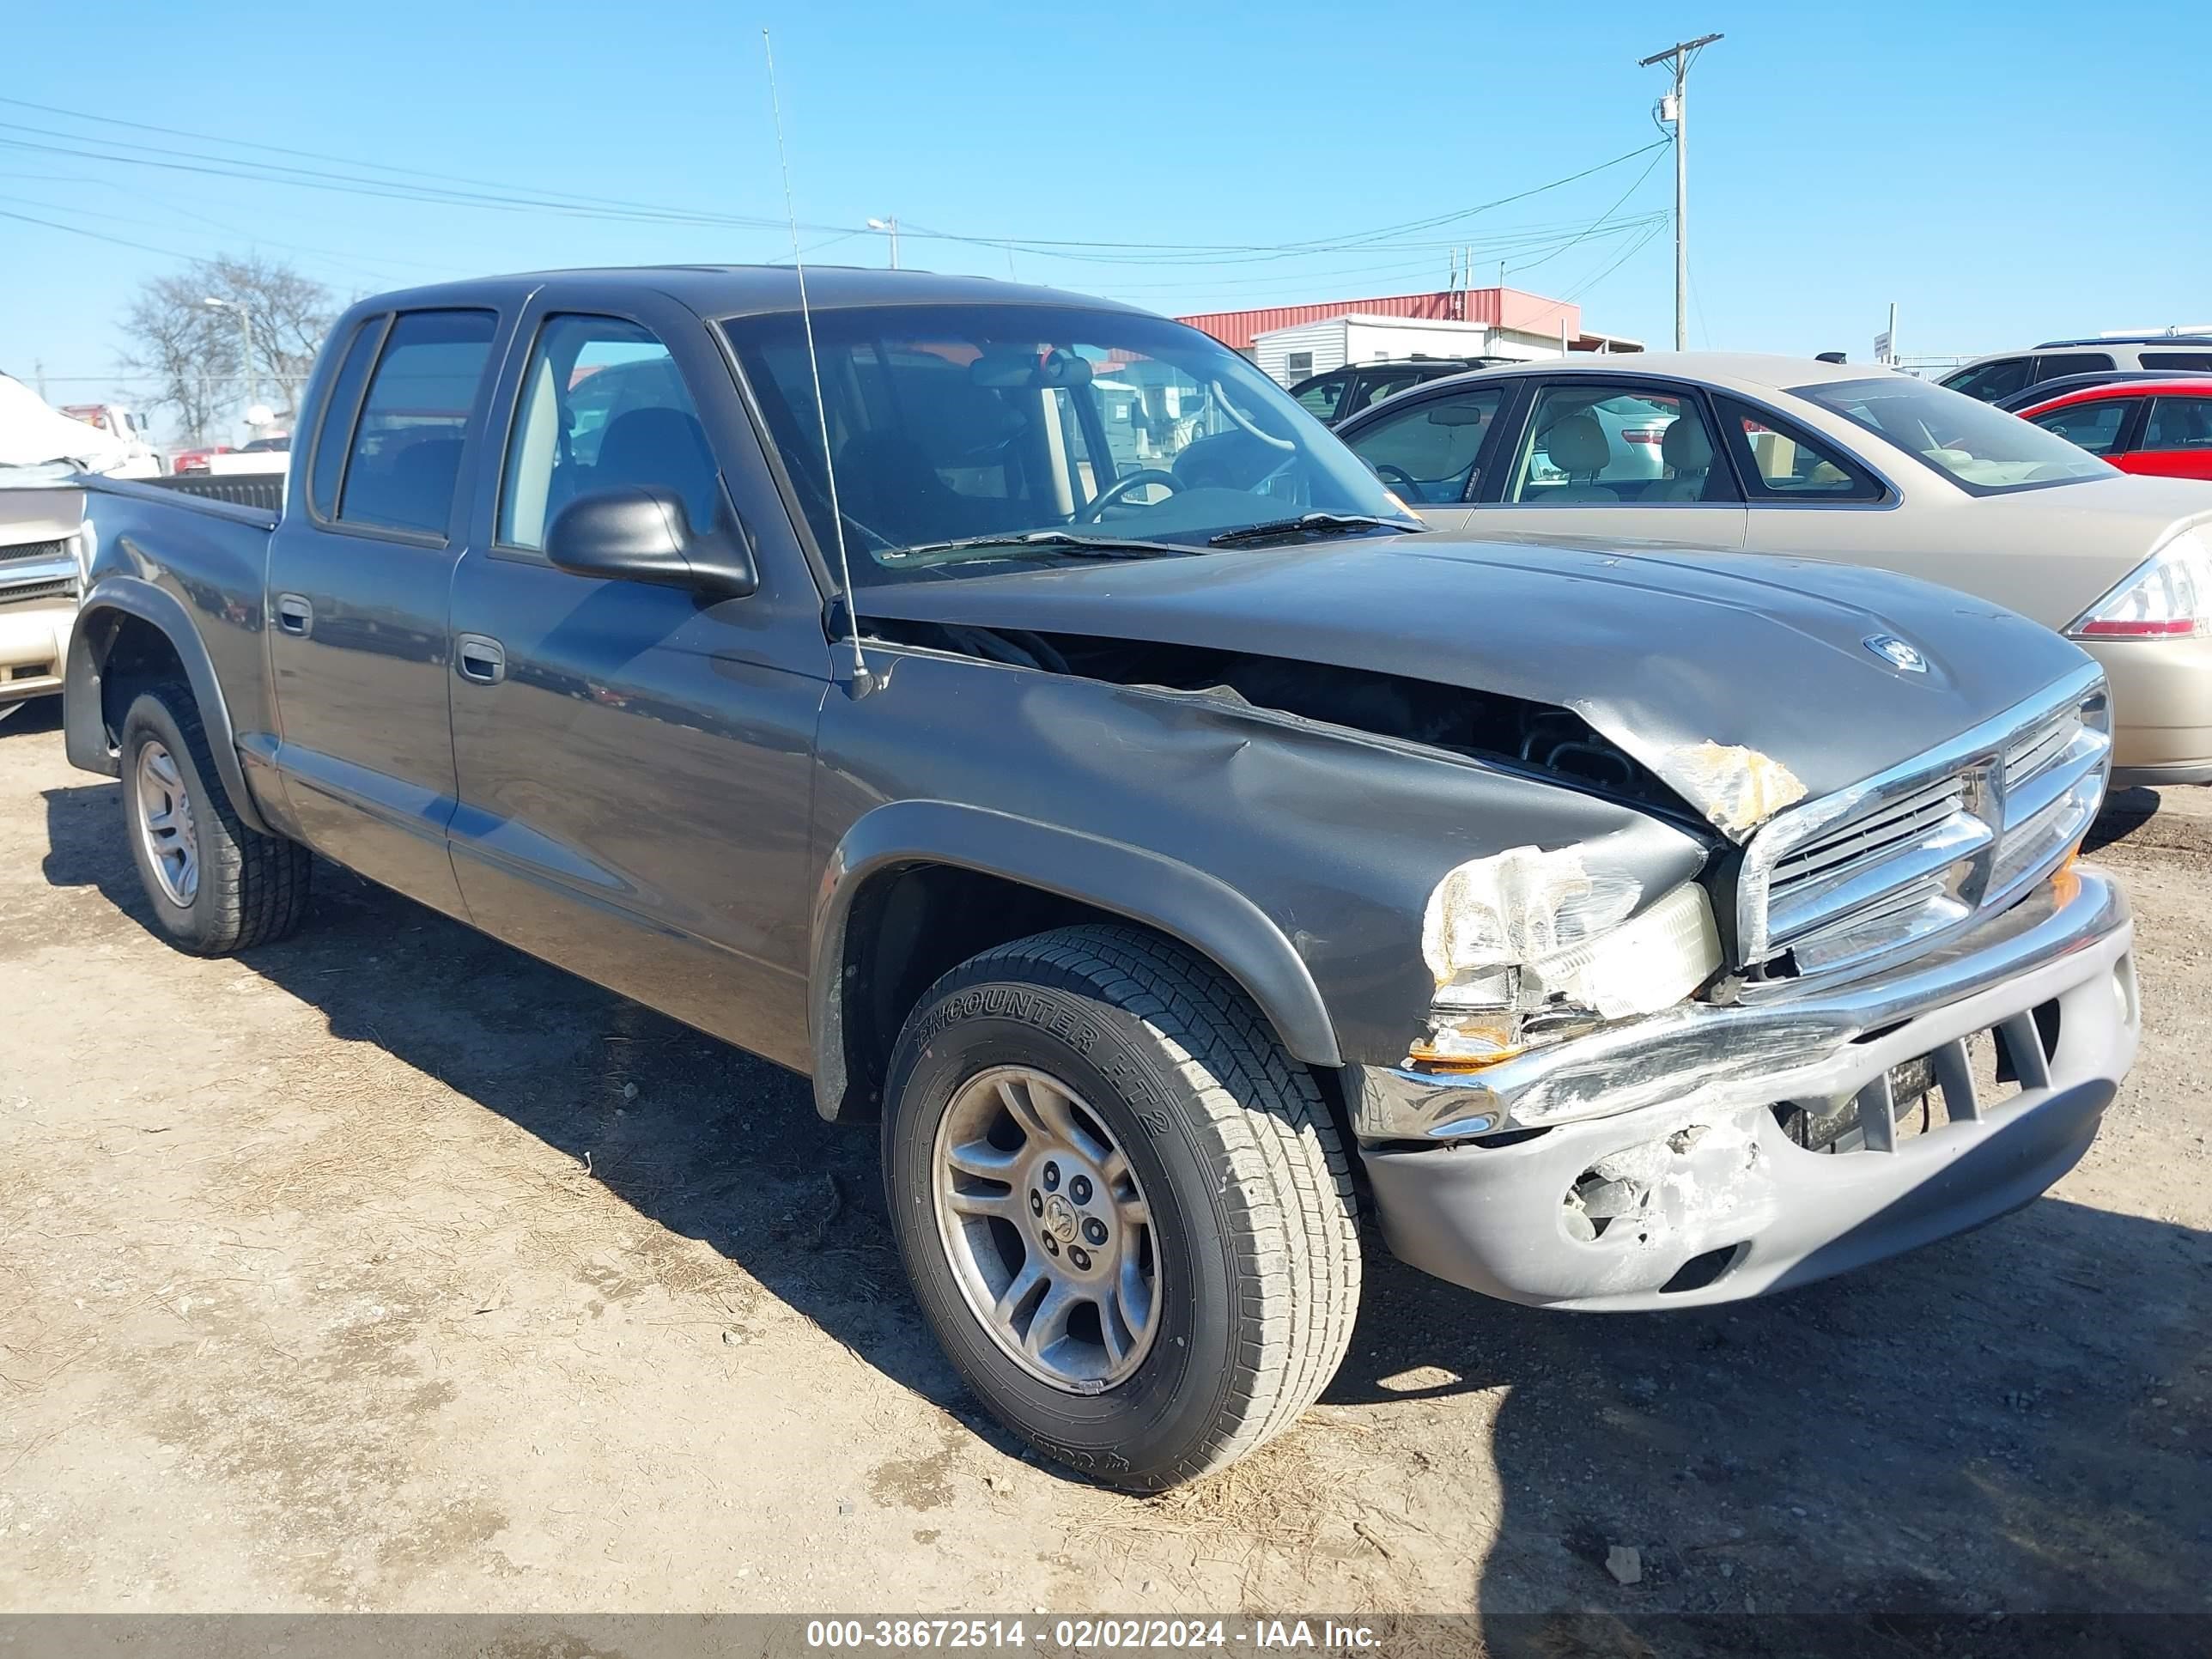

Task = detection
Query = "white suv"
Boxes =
[1943,332,2212,403]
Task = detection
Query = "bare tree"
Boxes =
[118,253,337,441]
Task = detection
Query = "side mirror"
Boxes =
[544,486,757,599]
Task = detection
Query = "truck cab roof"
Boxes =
[347,264,1155,323]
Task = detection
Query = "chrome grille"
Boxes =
[1737,666,2110,985]
[0,538,70,564]
[2003,706,2079,791]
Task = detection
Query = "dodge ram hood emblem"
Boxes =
[1863,633,1929,673]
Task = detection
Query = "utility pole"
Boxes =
[866,216,900,270]
[202,296,261,428]
[33,359,47,400]
[1639,32,1722,350]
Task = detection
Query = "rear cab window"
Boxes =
[334,310,499,538]
[307,319,385,519]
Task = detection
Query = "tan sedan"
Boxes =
[1336,352,2212,786]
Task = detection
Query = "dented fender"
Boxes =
[809,797,1345,1120]
[808,645,1711,1087]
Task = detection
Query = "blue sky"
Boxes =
[5,0,2208,426]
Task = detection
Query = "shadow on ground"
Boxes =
[38,778,2212,1634]
[0,696,64,740]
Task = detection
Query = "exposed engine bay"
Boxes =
[866,617,1705,825]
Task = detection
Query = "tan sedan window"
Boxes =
[1508,386,1728,505]
[1716,395,1884,500]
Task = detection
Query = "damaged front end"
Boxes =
[1350,664,2140,1310]
[1413,843,1722,1075]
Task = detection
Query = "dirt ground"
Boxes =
[2,692,2207,1631]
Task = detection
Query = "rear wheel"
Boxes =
[882,925,1360,1489]
[118,681,311,955]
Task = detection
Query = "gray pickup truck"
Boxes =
[63,267,2138,1488]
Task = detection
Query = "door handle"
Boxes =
[274,593,313,636]
[455,632,506,685]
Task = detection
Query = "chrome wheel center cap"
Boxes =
[1042,1193,1079,1243]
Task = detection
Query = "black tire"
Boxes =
[882,924,1360,1490]
[118,680,311,955]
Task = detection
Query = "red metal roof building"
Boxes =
[1177,286,1637,356]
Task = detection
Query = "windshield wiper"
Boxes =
[1205,512,1421,547]
[881,529,1200,563]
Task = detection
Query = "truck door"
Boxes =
[264,307,501,918]
[443,297,830,1070]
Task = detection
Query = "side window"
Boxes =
[2142,397,2212,451]
[2141,351,2212,372]
[1344,387,1503,504]
[1343,372,1416,417]
[1507,385,1728,505]
[1292,372,1346,418]
[1716,396,1886,500]
[1945,357,2033,402]
[2028,398,2138,455]
[307,318,383,520]
[336,310,497,537]
[2033,352,2116,381]
[500,315,720,551]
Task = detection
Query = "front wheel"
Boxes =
[882,925,1360,1490]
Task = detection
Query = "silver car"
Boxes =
[1336,353,2212,787]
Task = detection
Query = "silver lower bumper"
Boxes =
[1350,866,2138,1310]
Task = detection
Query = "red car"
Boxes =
[170,445,234,475]
[2019,380,2212,480]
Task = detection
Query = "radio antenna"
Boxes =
[763,27,873,696]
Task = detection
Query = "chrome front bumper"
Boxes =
[1349,866,2138,1310]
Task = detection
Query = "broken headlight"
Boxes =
[1411,879,1723,1069]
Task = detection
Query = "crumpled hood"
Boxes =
[857,535,2098,842]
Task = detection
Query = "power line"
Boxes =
[0,96,795,228]
[901,141,1671,266]
[0,203,204,261]
[1504,145,1668,278]
[1097,216,1669,298]
[0,190,447,283]
[0,126,794,232]
[0,101,1670,275]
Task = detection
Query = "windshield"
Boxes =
[1791,374,2114,494]
[721,304,1413,584]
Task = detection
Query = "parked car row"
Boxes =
[1286,355,1516,425]
[46,265,2143,1491]
[2015,378,2212,481]
[1335,352,2212,787]
[1941,331,2212,405]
